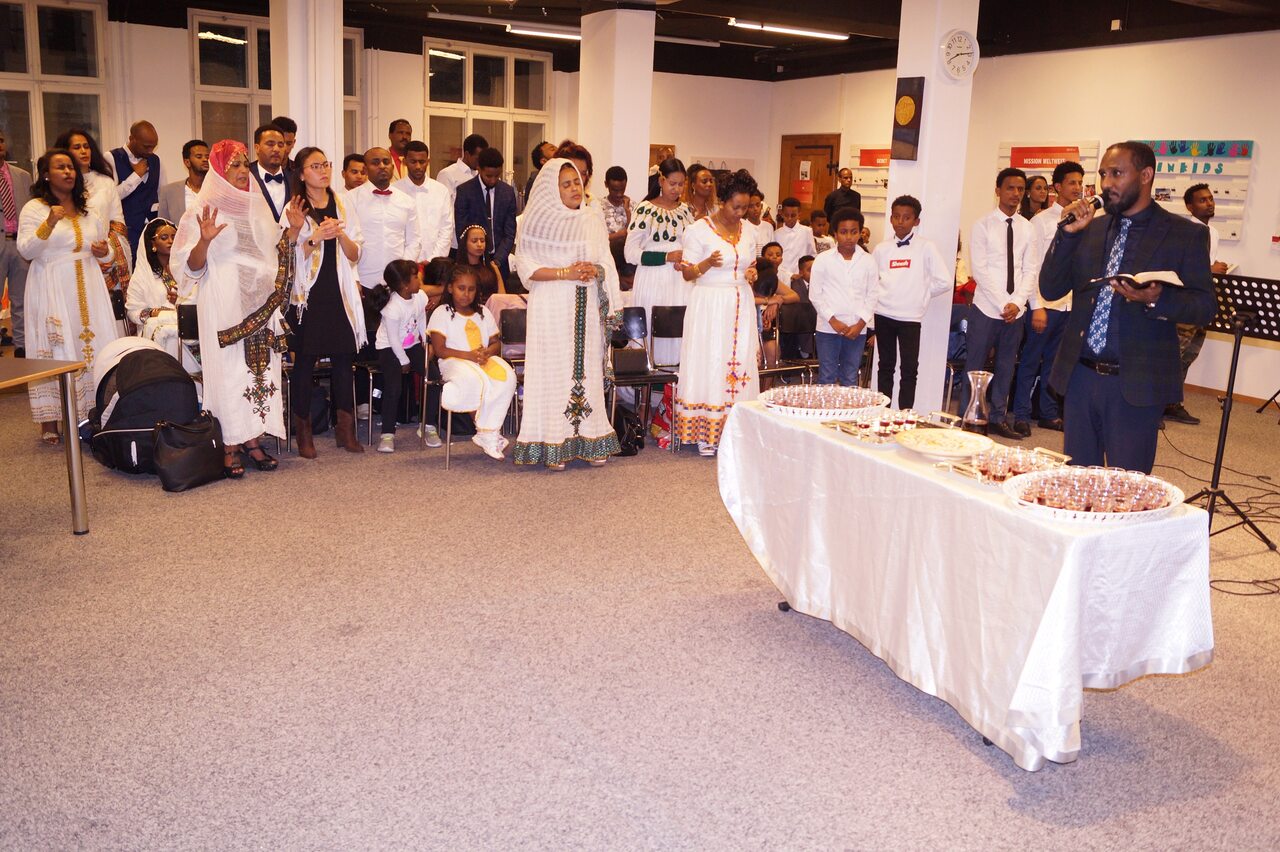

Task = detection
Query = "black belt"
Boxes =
[2,232,15,240]
[1079,357,1120,376]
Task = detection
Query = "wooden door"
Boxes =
[778,134,841,219]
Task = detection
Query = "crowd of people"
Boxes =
[0,117,1222,474]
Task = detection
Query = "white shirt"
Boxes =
[376,290,428,363]
[870,230,952,323]
[256,165,287,214]
[809,247,878,333]
[116,147,166,202]
[814,234,836,255]
[1200,220,1221,264]
[394,176,454,262]
[348,182,422,288]
[969,207,1036,321]
[1028,203,1072,311]
[773,222,816,281]
[749,219,774,254]
[427,304,499,352]
[437,159,477,200]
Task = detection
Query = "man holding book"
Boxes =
[1039,141,1216,473]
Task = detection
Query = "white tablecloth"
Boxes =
[718,402,1214,770]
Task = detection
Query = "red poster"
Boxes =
[859,149,890,168]
[1010,146,1080,168]
[791,179,813,204]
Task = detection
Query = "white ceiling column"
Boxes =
[577,9,656,200]
[269,0,343,160]
[885,0,980,413]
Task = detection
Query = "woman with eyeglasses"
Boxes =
[285,147,367,458]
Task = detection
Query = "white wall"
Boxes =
[367,49,424,154]
[107,23,192,176]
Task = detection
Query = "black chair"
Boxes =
[649,305,685,371]
[775,302,819,381]
[498,307,527,433]
[609,306,678,430]
[943,303,970,413]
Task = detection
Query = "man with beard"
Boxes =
[1039,141,1215,473]
[158,139,208,224]
[248,124,293,221]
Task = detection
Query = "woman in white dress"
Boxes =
[625,157,693,368]
[512,158,622,470]
[17,149,121,443]
[125,218,197,372]
[675,169,762,456]
[55,129,131,294]
[170,139,302,478]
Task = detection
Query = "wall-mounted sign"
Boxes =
[1009,146,1081,169]
[859,148,890,168]
[891,77,925,162]
[848,144,891,215]
[1142,139,1254,241]
[998,141,1101,202]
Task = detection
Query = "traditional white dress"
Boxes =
[624,200,694,366]
[170,162,287,445]
[17,199,121,422]
[84,170,132,291]
[427,305,516,432]
[125,252,199,373]
[512,158,622,466]
[675,217,760,447]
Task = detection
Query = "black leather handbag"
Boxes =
[153,412,225,492]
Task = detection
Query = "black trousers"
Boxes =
[873,314,922,409]
[376,344,426,433]
[292,353,355,421]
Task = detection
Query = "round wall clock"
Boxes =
[940,29,979,80]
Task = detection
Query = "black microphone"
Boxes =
[1057,196,1103,229]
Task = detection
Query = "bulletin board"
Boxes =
[1142,140,1252,242]
[997,141,1102,202]
[846,144,890,214]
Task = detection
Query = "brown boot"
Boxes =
[293,413,317,459]
[335,409,364,453]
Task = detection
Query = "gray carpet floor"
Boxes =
[3,387,1279,850]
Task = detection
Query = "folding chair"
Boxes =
[609,306,678,432]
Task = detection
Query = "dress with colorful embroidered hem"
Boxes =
[674,216,760,448]
[512,157,623,467]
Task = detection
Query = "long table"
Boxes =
[0,358,90,534]
[718,402,1213,771]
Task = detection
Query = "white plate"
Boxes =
[894,428,994,460]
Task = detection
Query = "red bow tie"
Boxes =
[372,188,392,196]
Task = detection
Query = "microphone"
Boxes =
[1057,196,1103,229]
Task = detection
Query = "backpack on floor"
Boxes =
[89,348,200,474]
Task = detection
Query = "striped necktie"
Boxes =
[1086,217,1131,355]
[0,167,17,232]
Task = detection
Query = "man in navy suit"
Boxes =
[248,124,293,221]
[1039,141,1216,472]
[453,147,517,278]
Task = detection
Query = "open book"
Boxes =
[1089,270,1185,290]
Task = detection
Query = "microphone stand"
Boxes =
[1184,310,1276,549]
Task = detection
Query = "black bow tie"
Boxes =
[263,172,284,184]
[897,237,912,247]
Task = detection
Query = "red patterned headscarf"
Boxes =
[209,139,250,187]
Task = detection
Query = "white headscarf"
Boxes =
[171,139,283,327]
[517,158,621,315]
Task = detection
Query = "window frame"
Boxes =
[188,8,273,145]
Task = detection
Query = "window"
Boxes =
[342,29,363,154]
[190,10,272,147]
[424,40,552,191]
[0,1,107,171]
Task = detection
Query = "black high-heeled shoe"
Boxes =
[224,450,245,479]
[244,443,278,471]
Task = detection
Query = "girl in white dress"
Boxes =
[427,265,517,461]
[625,157,693,367]
[512,158,622,469]
[125,218,198,372]
[56,129,132,294]
[17,149,121,443]
[170,139,303,478]
[675,170,762,456]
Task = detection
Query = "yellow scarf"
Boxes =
[465,317,507,381]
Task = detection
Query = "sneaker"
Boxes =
[697,441,717,457]
[472,431,504,460]
[1163,403,1200,425]
[377,434,395,453]
[421,425,443,448]
[356,403,370,419]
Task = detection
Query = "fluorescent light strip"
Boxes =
[197,31,248,46]
[505,25,581,41]
[728,18,849,42]
[656,35,721,48]
[427,48,465,60]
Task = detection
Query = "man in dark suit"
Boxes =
[1040,141,1216,473]
[0,127,32,355]
[110,120,163,257]
[454,147,517,277]
[248,124,293,221]
[823,168,861,221]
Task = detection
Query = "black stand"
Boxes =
[1257,386,1280,418]
[1184,311,1276,549]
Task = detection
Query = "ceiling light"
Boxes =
[505,24,582,41]
[428,48,465,60]
[656,35,721,48]
[728,18,849,42]
[197,31,248,46]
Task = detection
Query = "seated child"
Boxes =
[375,259,430,453]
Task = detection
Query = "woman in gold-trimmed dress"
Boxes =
[17,149,121,443]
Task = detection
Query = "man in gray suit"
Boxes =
[0,128,32,356]
[157,139,209,226]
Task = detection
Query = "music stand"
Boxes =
[1184,273,1279,548]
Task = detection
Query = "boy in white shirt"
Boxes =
[809,210,836,254]
[871,195,952,409]
[773,197,817,281]
[809,208,878,386]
